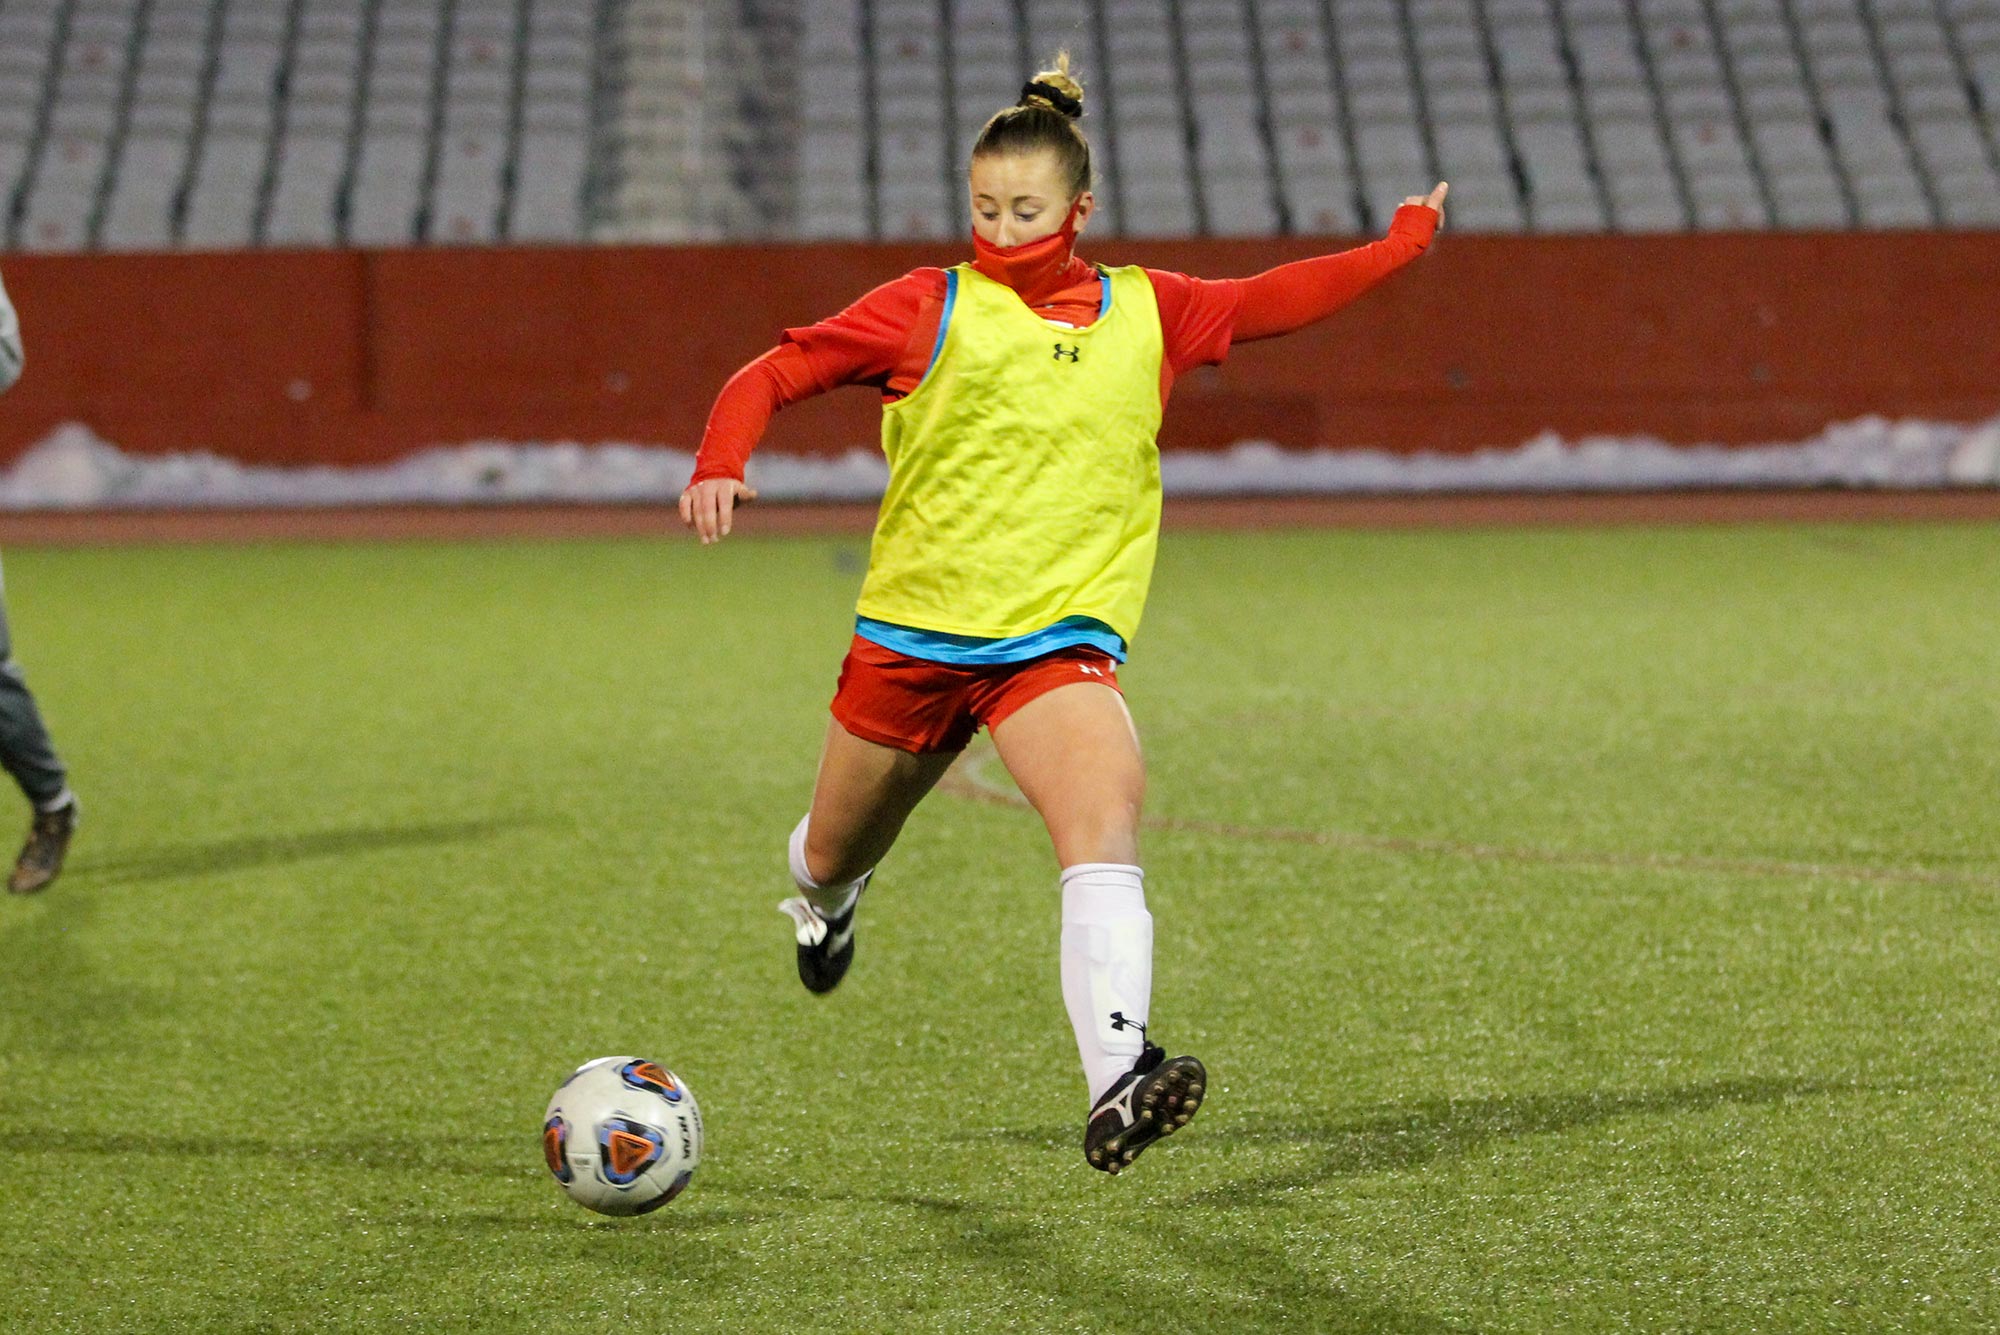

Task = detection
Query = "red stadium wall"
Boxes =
[2,231,1996,468]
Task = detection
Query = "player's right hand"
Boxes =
[679,478,759,544]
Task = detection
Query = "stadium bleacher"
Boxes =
[2,0,1997,249]
[797,0,2000,238]
[1,0,608,250]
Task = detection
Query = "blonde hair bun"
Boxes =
[1019,51,1086,120]
[974,49,1094,197]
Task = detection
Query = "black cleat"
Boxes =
[9,796,77,895]
[1084,1041,1207,1175]
[777,872,869,994]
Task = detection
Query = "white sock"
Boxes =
[1060,863,1153,1105]
[788,814,864,916]
[36,788,74,814]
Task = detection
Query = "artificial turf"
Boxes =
[0,519,1995,1332]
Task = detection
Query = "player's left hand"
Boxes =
[1403,181,1448,228]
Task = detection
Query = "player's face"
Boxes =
[969,151,1094,247]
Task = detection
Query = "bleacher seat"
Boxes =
[4,0,1998,248]
[0,0,605,250]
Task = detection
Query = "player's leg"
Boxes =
[989,676,1205,1173]
[987,679,1144,867]
[798,716,958,894]
[779,719,957,994]
[0,581,76,895]
[989,680,1149,1092]
[780,637,970,994]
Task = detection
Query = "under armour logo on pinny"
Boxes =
[1053,343,1080,362]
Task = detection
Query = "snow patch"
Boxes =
[1,415,1994,510]
[1164,416,2000,494]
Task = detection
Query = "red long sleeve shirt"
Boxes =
[690,204,1438,484]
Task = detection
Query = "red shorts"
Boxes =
[830,635,1123,755]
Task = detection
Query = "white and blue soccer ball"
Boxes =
[542,1056,704,1216]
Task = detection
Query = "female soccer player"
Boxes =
[0,263,80,894]
[683,57,1444,1173]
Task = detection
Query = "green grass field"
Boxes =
[2,519,1996,1332]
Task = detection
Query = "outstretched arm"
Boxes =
[1233,182,1446,342]
[0,267,22,394]
[1148,183,1447,377]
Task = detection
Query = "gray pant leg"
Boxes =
[0,573,68,807]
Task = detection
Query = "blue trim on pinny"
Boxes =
[856,616,1128,665]
[923,269,959,378]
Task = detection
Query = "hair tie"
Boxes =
[1019,79,1082,120]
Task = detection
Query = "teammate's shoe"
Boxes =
[1084,1038,1206,1174]
[777,872,870,994]
[9,796,77,895]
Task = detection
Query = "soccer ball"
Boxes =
[542,1056,704,1216]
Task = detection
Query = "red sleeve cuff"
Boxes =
[1389,202,1440,251]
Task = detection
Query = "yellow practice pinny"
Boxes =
[856,263,1166,645]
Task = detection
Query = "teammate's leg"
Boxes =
[0,587,68,810]
[0,659,68,811]
[0,582,76,894]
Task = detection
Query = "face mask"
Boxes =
[971,198,1084,301]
